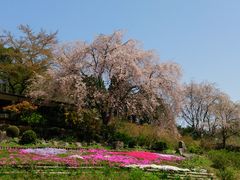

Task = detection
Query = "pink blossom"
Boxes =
[0,148,184,167]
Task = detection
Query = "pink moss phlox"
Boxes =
[0,148,184,167]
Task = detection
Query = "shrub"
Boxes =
[3,101,37,113]
[180,135,203,154]
[128,138,137,148]
[136,135,150,147]
[65,109,102,142]
[47,127,65,138]
[0,124,9,131]
[180,155,212,169]
[100,121,119,142]
[200,137,218,150]
[177,126,201,139]
[18,126,32,135]
[20,130,37,144]
[188,145,203,154]
[151,141,168,151]
[208,150,240,169]
[20,112,46,127]
[112,132,133,147]
[117,122,157,147]
[117,122,178,149]
[217,168,234,180]
[6,125,20,138]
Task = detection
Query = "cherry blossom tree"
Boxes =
[28,31,182,129]
[213,94,240,148]
[181,81,240,145]
[181,81,220,136]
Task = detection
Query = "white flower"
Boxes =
[21,148,67,156]
[69,155,84,159]
[125,164,190,172]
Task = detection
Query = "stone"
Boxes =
[0,131,7,142]
[178,141,187,149]
[75,142,82,148]
[178,141,187,156]
[113,141,124,149]
[82,142,87,147]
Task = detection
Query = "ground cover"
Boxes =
[0,148,184,167]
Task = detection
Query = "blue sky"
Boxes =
[1,0,240,101]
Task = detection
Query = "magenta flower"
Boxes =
[0,148,184,167]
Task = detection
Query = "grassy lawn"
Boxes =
[0,167,185,180]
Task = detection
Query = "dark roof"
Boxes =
[0,91,74,107]
[0,92,26,101]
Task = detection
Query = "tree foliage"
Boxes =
[213,94,240,148]
[181,81,240,147]
[3,101,38,114]
[28,31,182,130]
[181,81,220,136]
[0,25,57,94]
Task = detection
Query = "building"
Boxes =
[0,92,26,119]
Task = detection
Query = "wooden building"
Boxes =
[0,92,26,119]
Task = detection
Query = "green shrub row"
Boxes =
[4,125,37,145]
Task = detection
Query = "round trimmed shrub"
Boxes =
[6,125,20,138]
[20,130,37,144]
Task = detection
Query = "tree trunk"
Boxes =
[222,129,227,149]
[222,136,226,149]
[101,110,112,125]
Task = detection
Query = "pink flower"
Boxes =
[1,148,184,167]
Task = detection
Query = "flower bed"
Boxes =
[0,148,184,167]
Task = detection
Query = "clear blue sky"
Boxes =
[1,0,240,101]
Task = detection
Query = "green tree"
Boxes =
[0,25,57,95]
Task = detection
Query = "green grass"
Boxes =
[0,150,9,158]
[0,167,183,180]
[179,150,240,180]
[180,155,212,170]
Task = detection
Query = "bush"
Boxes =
[6,125,20,138]
[117,122,178,149]
[200,137,218,150]
[208,150,240,169]
[112,132,133,147]
[0,124,9,131]
[100,122,118,142]
[177,126,201,139]
[217,168,234,180]
[135,135,151,147]
[20,112,46,127]
[65,109,102,142]
[18,126,32,135]
[180,155,212,169]
[20,130,37,144]
[188,145,203,154]
[47,127,65,138]
[128,138,137,148]
[151,141,168,151]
